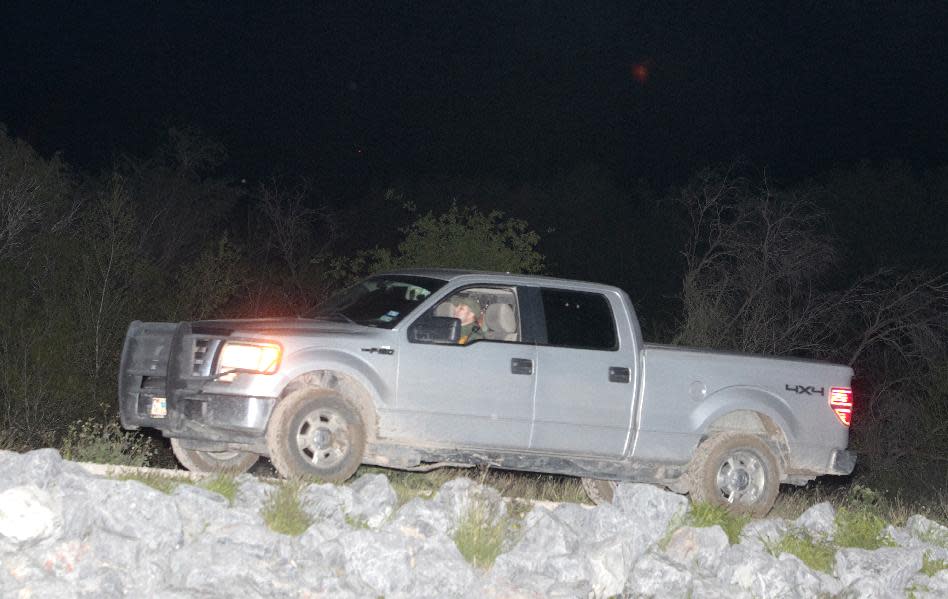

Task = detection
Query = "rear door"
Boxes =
[529,286,637,456]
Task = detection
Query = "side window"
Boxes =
[411,287,522,345]
[540,288,617,350]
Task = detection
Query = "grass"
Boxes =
[834,506,896,550]
[452,499,509,569]
[920,552,948,577]
[357,464,590,506]
[260,478,313,536]
[358,465,463,506]
[114,470,192,494]
[110,470,238,504]
[765,532,836,573]
[771,480,948,529]
[684,501,751,545]
[200,473,239,504]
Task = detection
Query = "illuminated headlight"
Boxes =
[217,342,282,375]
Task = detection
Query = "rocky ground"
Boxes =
[1,449,946,598]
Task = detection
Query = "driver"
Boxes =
[451,296,484,344]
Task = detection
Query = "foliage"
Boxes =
[765,531,836,574]
[834,507,896,550]
[358,465,589,506]
[685,501,750,544]
[172,234,244,320]
[60,417,157,467]
[920,552,948,577]
[261,479,313,536]
[201,473,239,505]
[671,166,841,356]
[670,166,948,491]
[833,485,897,550]
[452,499,509,569]
[113,471,192,494]
[330,202,544,284]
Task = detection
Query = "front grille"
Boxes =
[191,337,224,377]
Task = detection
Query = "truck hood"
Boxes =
[190,317,379,337]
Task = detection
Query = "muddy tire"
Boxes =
[582,477,618,506]
[266,388,365,482]
[170,438,259,474]
[688,433,780,517]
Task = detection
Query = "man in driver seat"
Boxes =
[451,296,483,344]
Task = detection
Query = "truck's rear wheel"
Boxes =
[266,388,365,482]
[170,438,259,474]
[688,433,779,517]
[581,478,618,505]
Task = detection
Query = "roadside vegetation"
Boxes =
[260,479,313,535]
[452,497,513,569]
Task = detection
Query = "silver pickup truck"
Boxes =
[118,269,855,514]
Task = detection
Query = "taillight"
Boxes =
[829,387,853,427]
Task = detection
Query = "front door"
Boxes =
[390,287,536,449]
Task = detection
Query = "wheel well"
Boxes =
[705,410,789,478]
[278,370,378,441]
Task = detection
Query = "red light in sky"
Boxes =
[632,62,650,84]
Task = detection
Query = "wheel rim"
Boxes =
[715,450,766,505]
[295,407,351,469]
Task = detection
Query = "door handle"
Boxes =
[609,366,631,383]
[511,358,534,375]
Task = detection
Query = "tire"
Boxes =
[688,433,780,517]
[266,388,365,482]
[170,438,259,474]
[582,477,618,506]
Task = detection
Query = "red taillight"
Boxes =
[829,387,853,427]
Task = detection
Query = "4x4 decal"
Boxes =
[785,384,825,395]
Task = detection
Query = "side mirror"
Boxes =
[409,316,461,344]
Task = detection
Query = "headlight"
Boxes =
[217,341,282,375]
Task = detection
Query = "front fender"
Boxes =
[278,348,391,407]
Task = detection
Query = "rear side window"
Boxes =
[540,288,618,350]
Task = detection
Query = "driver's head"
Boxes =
[451,296,480,326]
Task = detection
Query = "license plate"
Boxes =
[149,397,167,418]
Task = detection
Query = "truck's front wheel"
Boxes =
[688,433,779,517]
[170,438,259,474]
[266,388,365,482]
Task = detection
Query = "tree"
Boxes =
[348,201,544,278]
[671,167,841,357]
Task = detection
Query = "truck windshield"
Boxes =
[311,275,447,329]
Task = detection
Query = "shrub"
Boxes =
[60,417,156,467]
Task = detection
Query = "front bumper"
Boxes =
[118,321,276,442]
[828,448,856,475]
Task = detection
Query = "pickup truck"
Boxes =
[118,269,855,515]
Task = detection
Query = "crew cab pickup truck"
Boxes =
[118,269,855,514]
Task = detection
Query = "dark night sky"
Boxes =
[2,1,948,188]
